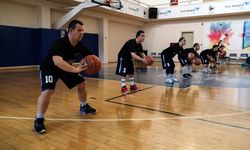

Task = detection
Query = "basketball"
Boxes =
[210,58,216,63]
[145,55,154,65]
[219,51,226,59]
[83,55,101,74]
[188,53,195,61]
[194,59,202,66]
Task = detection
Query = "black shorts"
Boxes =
[115,57,134,77]
[161,54,175,69]
[200,54,209,64]
[40,68,85,91]
[178,54,192,67]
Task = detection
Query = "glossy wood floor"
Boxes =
[0,63,250,150]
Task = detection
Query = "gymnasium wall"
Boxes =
[0,1,144,65]
[0,25,99,67]
[0,0,38,28]
[108,21,141,62]
[142,15,250,57]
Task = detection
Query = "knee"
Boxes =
[41,89,54,97]
[78,82,86,92]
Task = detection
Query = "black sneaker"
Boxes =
[80,103,97,114]
[187,73,193,78]
[183,74,190,79]
[34,118,46,134]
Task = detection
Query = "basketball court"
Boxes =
[0,0,250,149]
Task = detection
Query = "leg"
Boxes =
[115,56,129,94]
[77,82,97,114]
[128,74,140,91]
[77,81,87,104]
[34,90,54,134]
[37,90,54,117]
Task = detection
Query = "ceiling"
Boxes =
[48,0,228,8]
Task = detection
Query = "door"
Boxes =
[182,32,194,49]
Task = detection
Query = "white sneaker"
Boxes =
[165,78,174,84]
[202,68,211,73]
[172,77,178,82]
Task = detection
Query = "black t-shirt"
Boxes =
[40,35,92,71]
[185,48,199,58]
[118,39,143,60]
[200,49,217,60]
[161,43,183,58]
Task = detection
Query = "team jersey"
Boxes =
[118,39,143,60]
[185,48,199,58]
[161,43,183,58]
[40,35,92,71]
[200,49,217,60]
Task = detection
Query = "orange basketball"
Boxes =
[145,55,154,65]
[83,55,101,74]
[210,58,216,63]
[188,53,195,61]
[194,59,201,66]
[219,51,226,59]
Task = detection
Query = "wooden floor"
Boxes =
[0,64,250,150]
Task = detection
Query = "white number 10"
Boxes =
[45,75,53,83]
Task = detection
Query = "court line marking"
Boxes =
[0,111,249,122]
[103,86,250,130]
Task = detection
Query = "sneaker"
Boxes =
[80,103,96,114]
[130,84,141,91]
[165,78,174,84]
[202,68,211,73]
[121,86,129,94]
[172,77,178,82]
[34,118,46,134]
[187,73,193,78]
[183,74,190,79]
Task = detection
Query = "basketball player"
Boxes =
[161,37,186,84]
[115,30,148,95]
[200,45,219,73]
[178,43,200,79]
[34,20,96,134]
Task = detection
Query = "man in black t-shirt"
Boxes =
[161,37,186,84]
[180,43,201,76]
[34,20,96,134]
[200,45,218,73]
[115,30,148,95]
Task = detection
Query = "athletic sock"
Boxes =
[129,78,135,86]
[36,112,43,119]
[121,79,126,87]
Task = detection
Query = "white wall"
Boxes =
[142,15,250,58]
[108,21,140,62]
[0,0,38,28]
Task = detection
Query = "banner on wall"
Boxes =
[203,20,250,51]
[243,21,250,50]
[158,0,250,19]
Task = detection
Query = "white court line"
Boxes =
[0,111,250,122]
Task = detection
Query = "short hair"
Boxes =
[179,37,185,42]
[193,43,199,47]
[68,20,83,31]
[212,45,219,49]
[136,30,145,38]
[219,45,225,49]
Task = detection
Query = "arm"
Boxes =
[52,56,87,73]
[131,52,147,64]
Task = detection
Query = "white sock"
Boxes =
[80,101,87,107]
[129,78,135,86]
[188,65,192,74]
[183,66,188,74]
[36,112,43,119]
[121,79,126,87]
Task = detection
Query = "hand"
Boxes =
[141,58,148,65]
[75,59,88,73]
